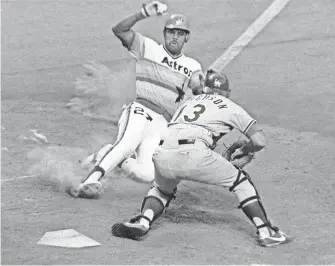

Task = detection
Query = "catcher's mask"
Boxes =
[203,69,230,97]
[164,14,190,42]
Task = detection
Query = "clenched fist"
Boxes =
[141,1,168,17]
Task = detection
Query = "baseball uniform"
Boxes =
[152,93,256,193]
[97,33,203,182]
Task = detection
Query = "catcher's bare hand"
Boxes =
[141,1,168,17]
[231,148,244,160]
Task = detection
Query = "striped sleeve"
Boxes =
[234,106,257,134]
[242,119,256,134]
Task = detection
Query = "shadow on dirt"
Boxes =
[158,190,255,238]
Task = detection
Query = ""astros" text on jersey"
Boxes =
[161,57,193,77]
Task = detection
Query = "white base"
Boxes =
[37,229,101,248]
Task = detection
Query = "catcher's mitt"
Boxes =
[221,139,254,169]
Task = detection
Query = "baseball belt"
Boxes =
[159,139,195,146]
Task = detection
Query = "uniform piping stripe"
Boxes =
[243,119,256,134]
[126,32,136,50]
[142,38,146,59]
[136,76,178,94]
[97,104,132,167]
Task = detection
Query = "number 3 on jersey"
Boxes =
[173,104,206,122]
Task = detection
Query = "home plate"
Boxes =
[37,229,101,248]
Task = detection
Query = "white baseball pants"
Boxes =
[97,101,168,182]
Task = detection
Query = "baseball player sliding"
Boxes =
[112,70,294,247]
[69,1,204,198]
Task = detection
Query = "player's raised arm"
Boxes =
[112,11,144,49]
[112,1,168,49]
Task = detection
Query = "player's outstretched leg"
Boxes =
[112,185,175,240]
[120,112,166,184]
[229,169,294,247]
[69,103,146,199]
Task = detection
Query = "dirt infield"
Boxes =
[2,0,335,264]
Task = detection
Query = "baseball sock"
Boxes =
[140,197,165,228]
[83,165,105,184]
[140,210,154,229]
[84,171,102,184]
[242,201,273,236]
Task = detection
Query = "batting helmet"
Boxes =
[164,14,190,33]
[203,69,230,94]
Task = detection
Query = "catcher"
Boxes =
[111,69,294,247]
[70,1,204,198]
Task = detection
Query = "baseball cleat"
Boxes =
[111,215,150,240]
[257,228,294,247]
[67,181,103,199]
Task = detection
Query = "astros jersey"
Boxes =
[128,32,203,120]
[169,94,256,139]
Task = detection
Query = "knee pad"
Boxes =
[229,170,263,209]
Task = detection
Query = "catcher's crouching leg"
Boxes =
[229,169,294,247]
[111,186,176,240]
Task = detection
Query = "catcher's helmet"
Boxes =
[164,14,190,33]
[203,69,230,95]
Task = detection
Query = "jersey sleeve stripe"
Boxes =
[243,119,256,134]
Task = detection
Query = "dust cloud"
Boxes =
[66,60,135,123]
[27,146,88,191]
[25,61,136,192]
[26,143,131,192]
